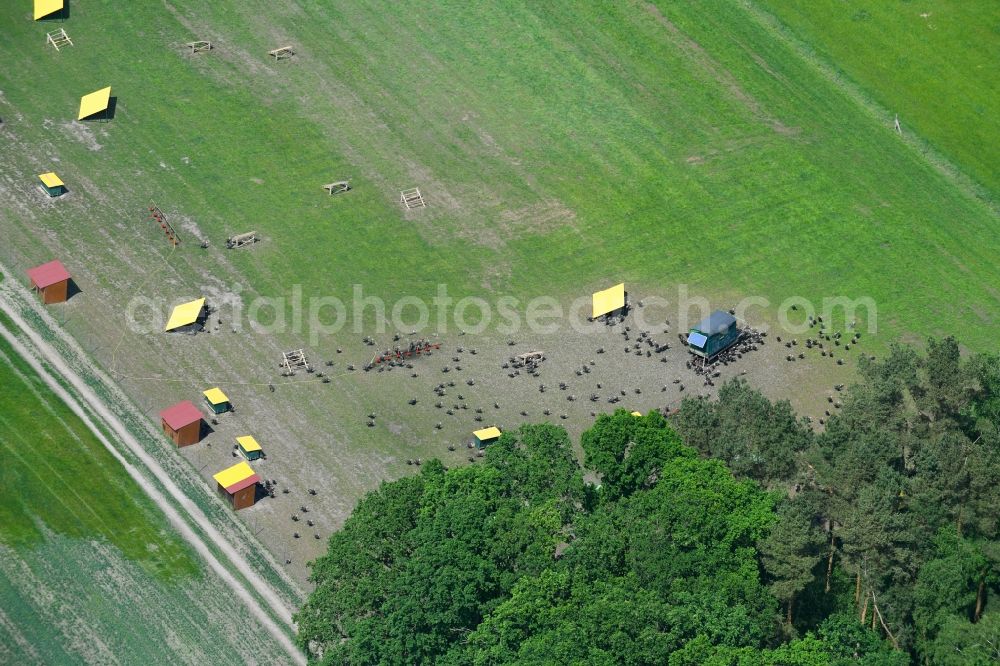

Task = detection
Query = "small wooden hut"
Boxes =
[38,172,65,197]
[203,387,232,414]
[26,260,71,304]
[473,426,502,449]
[213,462,260,510]
[236,435,263,462]
[159,400,204,446]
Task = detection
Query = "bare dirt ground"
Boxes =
[160,290,863,580]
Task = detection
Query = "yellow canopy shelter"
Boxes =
[165,297,206,331]
[78,86,112,120]
[592,283,625,318]
[34,0,64,20]
[38,172,64,188]
[473,426,502,441]
[631,411,643,417]
[213,461,256,489]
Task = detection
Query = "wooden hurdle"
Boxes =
[399,187,425,209]
[186,40,212,54]
[46,28,73,51]
[269,46,295,61]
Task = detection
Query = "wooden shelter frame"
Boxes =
[399,187,425,209]
[282,349,310,374]
[46,28,72,51]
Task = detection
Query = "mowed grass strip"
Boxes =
[0,0,997,351]
[757,0,1000,203]
[0,333,197,579]
[0,330,298,663]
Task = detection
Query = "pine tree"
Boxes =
[759,497,825,628]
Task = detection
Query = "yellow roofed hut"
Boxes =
[592,283,627,320]
[236,435,263,462]
[38,172,65,197]
[203,387,232,414]
[165,297,207,333]
[473,426,502,449]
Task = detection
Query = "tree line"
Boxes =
[296,337,1000,665]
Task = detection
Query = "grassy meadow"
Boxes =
[0,329,291,663]
[0,0,997,347]
[760,0,1000,203]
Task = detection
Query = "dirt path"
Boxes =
[0,280,306,666]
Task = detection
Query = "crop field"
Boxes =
[0,0,997,598]
[0,326,292,664]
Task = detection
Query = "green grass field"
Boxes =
[760,0,1000,204]
[0,329,290,663]
[1,0,998,347]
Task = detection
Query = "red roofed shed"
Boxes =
[26,260,71,304]
[159,400,204,447]
[212,462,261,510]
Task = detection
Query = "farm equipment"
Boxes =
[148,203,179,246]
[366,338,440,369]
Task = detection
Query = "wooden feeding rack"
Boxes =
[46,28,73,51]
[148,203,180,246]
[269,45,294,61]
[511,351,545,369]
[186,40,213,53]
[323,181,351,195]
[281,349,310,375]
[399,187,425,209]
[226,231,259,249]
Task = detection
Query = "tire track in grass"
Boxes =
[0,289,306,666]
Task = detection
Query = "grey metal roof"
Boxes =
[695,310,736,336]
